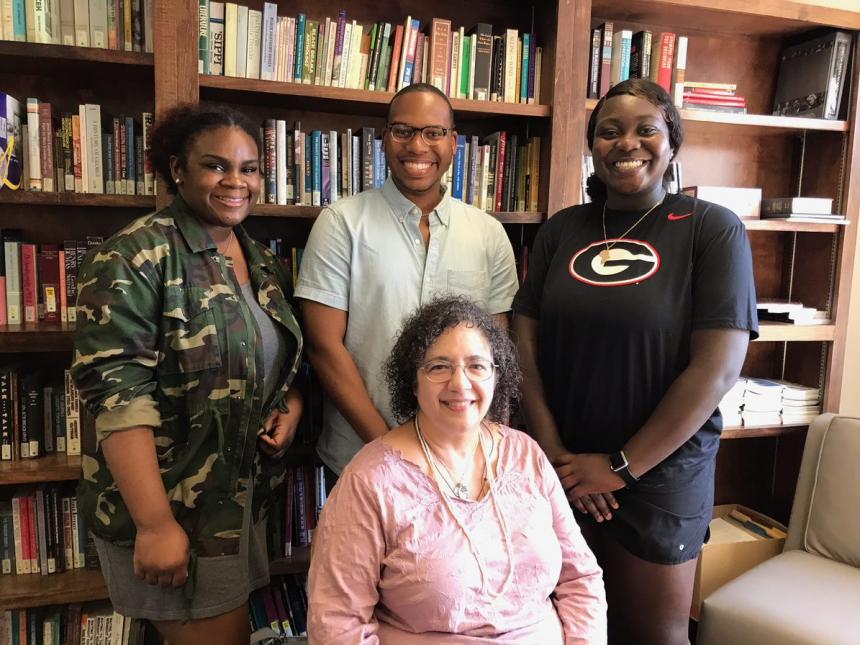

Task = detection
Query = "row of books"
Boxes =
[1,235,102,327]
[587,25,688,105]
[2,93,154,196]
[719,377,821,427]
[249,575,308,639]
[269,464,328,559]
[1,368,84,461]
[757,299,830,326]
[0,0,153,52]
[199,3,542,106]
[1,602,151,645]
[265,122,541,214]
[1,485,96,577]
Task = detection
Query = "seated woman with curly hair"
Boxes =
[308,295,606,643]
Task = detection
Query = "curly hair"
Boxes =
[585,78,684,203]
[149,103,262,195]
[384,296,521,424]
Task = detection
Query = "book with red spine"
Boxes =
[20,243,38,324]
[649,32,676,93]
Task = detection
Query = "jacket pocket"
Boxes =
[159,286,223,375]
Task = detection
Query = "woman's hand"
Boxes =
[258,406,300,459]
[134,519,190,588]
[552,452,624,522]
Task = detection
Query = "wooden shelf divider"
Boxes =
[0,569,108,610]
[269,547,311,577]
[0,191,156,208]
[0,323,76,352]
[0,453,82,485]
[722,424,809,440]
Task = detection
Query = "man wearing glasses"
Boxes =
[295,83,518,483]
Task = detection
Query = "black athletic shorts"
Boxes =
[579,455,715,565]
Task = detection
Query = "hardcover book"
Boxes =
[772,30,852,120]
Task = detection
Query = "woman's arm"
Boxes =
[540,453,608,644]
[563,328,749,501]
[259,387,303,459]
[307,469,384,644]
[101,426,189,587]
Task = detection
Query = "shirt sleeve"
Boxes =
[294,205,352,311]
[538,451,608,644]
[691,203,759,339]
[512,209,566,319]
[486,220,520,315]
[307,466,384,644]
[71,250,162,441]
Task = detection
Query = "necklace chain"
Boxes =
[414,415,484,500]
[218,230,238,256]
[601,196,664,260]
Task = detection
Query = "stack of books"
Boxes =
[681,82,747,113]
[778,380,821,425]
[760,197,846,223]
[741,378,784,426]
[718,377,822,427]
[757,299,829,325]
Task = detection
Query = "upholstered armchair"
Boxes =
[698,414,860,645]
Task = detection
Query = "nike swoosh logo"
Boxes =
[667,212,693,221]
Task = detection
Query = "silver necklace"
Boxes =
[414,415,482,500]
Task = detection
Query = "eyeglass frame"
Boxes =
[418,358,499,383]
[385,122,453,145]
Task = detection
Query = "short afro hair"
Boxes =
[384,296,521,424]
[149,103,261,195]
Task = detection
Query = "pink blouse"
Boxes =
[307,426,607,644]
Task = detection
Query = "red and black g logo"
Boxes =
[569,239,661,286]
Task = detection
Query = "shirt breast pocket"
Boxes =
[159,287,223,375]
[446,270,490,308]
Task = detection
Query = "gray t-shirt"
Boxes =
[239,280,287,405]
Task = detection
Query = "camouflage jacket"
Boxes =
[73,196,303,557]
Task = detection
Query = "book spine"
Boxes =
[260,2,276,81]
[20,243,37,324]
[599,22,613,97]
[672,36,688,107]
[208,1,224,76]
[198,0,209,73]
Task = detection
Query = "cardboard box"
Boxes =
[682,186,763,219]
[691,504,787,618]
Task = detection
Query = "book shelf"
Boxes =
[1,0,857,620]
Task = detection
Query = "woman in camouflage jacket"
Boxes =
[72,104,303,645]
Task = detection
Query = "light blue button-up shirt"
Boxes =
[295,177,519,474]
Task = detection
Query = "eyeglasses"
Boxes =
[387,123,451,145]
[419,359,498,383]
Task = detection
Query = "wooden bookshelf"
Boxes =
[585,98,849,133]
[0,453,82,484]
[0,569,108,610]
[0,192,156,209]
[722,424,809,440]
[269,547,311,577]
[0,41,153,68]
[199,75,553,119]
[755,323,836,342]
[744,220,845,233]
[0,324,76,352]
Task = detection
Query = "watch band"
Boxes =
[609,450,639,487]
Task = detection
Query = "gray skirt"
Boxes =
[94,491,270,622]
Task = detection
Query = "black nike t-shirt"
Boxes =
[513,193,758,487]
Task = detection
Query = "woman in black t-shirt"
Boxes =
[512,78,758,644]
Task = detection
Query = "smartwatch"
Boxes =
[609,450,639,487]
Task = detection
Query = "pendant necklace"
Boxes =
[414,415,481,500]
[600,195,665,263]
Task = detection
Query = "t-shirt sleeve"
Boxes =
[486,220,520,314]
[512,210,567,319]
[692,203,759,339]
[294,205,352,311]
